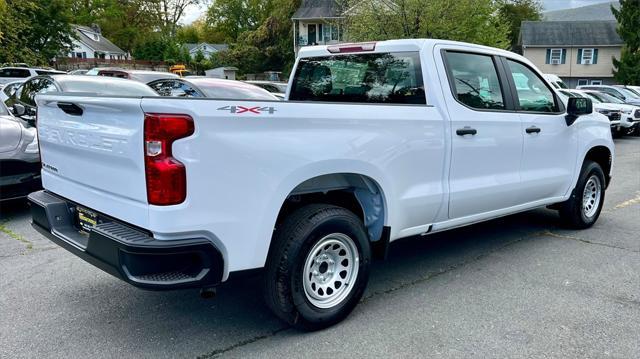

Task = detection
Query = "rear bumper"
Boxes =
[28,190,224,290]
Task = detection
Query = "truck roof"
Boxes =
[297,39,518,60]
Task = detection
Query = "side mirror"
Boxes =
[565,97,592,126]
[12,103,26,117]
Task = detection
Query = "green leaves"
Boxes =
[344,0,510,49]
[612,0,640,84]
[0,0,75,65]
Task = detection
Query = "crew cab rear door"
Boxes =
[437,47,524,219]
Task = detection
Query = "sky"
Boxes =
[180,0,616,25]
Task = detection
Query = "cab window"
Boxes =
[506,60,557,112]
[444,51,505,110]
[290,52,425,104]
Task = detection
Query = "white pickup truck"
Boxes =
[30,39,614,330]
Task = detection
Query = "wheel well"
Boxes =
[276,174,386,242]
[584,146,612,186]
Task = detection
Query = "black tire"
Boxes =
[558,160,606,229]
[263,204,371,331]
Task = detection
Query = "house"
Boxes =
[292,0,345,54]
[543,1,619,21]
[69,25,127,60]
[184,43,228,59]
[519,21,622,88]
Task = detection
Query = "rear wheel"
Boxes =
[559,160,605,229]
[263,204,371,331]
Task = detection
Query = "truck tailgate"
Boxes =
[36,95,149,227]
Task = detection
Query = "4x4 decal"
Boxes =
[217,105,277,115]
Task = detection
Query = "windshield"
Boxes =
[619,87,640,99]
[582,93,601,103]
[587,91,624,104]
[621,87,640,97]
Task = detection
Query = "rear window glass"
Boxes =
[0,68,31,78]
[289,52,425,104]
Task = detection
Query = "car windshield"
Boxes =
[618,87,640,99]
[581,93,601,103]
[587,91,624,104]
[621,87,640,97]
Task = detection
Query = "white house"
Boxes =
[292,0,345,54]
[184,43,229,59]
[68,25,127,60]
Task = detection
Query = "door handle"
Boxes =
[525,126,541,134]
[456,127,477,136]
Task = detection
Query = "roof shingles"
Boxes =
[73,25,126,55]
[292,0,342,20]
[520,21,622,47]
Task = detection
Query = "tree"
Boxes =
[497,0,542,52]
[206,0,275,42]
[211,0,300,76]
[0,0,76,65]
[70,0,162,53]
[344,0,510,49]
[158,0,203,36]
[612,0,640,84]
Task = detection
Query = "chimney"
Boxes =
[91,24,101,34]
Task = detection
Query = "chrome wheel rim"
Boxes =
[582,175,601,218]
[303,233,359,309]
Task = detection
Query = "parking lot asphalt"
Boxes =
[1,137,638,359]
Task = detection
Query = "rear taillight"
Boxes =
[144,113,194,205]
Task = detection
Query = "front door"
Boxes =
[502,58,578,202]
[441,50,524,219]
[307,24,317,45]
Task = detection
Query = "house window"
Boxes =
[590,80,602,85]
[577,79,589,86]
[75,52,83,58]
[578,48,598,65]
[546,48,566,65]
[322,23,341,42]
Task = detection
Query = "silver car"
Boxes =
[0,101,40,201]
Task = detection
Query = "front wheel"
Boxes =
[263,204,371,331]
[558,160,606,229]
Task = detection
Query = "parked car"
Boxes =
[97,68,179,83]
[557,89,620,134]
[578,89,640,136]
[543,74,568,89]
[148,77,279,100]
[29,39,613,331]
[0,67,65,86]
[245,80,288,99]
[577,85,640,106]
[0,80,25,104]
[0,101,40,201]
[6,75,158,122]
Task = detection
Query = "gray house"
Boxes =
[520,21,622,88]
[184,43,228,59]
[69,25,127,60]
[292,0,345,54]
